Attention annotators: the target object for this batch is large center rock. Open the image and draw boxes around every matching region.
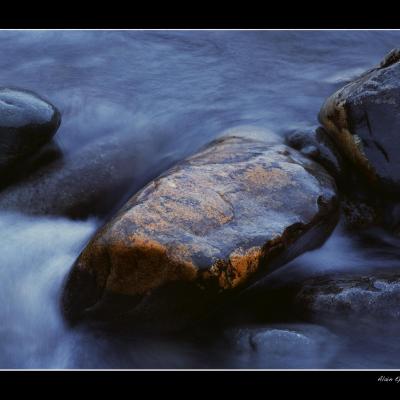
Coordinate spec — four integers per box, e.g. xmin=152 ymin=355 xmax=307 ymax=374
xmin=61 ymin=130 xmax=339 ymax=329
xmin=319 ymin=49 xmax=400 ymax=194
xmin=0 ymin=87 xmax=61 ymax=171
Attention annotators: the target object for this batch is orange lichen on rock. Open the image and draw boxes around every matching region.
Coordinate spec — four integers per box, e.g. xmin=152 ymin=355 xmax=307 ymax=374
xmin=208 ymin=247 xmax=262 ymax=290
xmin=243 ymin=165 xmax=291 ymax=189
xmin=62 ymin=130 xmax=338 ymax=325
xmin=319 ymin=94 xmax=377 ymax=184
xmin=104 ymin=234 xmax=198 ymax=296
xmin=317 ymin=49 xmax=400 ymax=190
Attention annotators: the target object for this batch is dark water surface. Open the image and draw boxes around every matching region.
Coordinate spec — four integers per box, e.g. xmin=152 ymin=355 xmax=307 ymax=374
xmin=1 ymin=30 xmax=400 ymax=368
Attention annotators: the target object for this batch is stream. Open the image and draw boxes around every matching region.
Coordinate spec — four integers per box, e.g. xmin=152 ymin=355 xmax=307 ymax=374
xmin=1 ymin=30 xmax=400 ymax=368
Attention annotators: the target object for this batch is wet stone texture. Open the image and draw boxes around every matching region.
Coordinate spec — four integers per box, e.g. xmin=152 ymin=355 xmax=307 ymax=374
xmin=237 ymin=269 xmax=400 ymax=324
xmin=319 ymin=48 xmax=400 ymax=195
xmin=294 ymin=271 xmax=400 ymax=321
xmin=62 ymin=132 xmax=339 ymax=329
xmin=0 ymin=88 xmax=61 ymax=172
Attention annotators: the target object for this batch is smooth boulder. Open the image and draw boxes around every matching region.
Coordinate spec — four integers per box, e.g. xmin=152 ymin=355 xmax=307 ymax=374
xmin=62 ymin=129 xmax=339 ymax=329
xmin=319 ymin=48 xmax=400 ymax=194
xmin=0 ymin=88 xmax=61 ymax=171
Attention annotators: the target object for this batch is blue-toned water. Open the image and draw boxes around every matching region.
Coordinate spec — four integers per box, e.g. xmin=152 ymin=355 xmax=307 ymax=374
xmin=1 ymin=30 xmax=400 ymax=368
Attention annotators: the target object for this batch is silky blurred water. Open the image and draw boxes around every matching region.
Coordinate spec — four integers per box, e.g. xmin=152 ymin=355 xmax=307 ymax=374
xmin=1 ymin=30 xmax=400 ymax=368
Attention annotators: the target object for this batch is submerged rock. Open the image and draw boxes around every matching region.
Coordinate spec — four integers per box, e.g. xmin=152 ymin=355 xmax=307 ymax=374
xmin=225 ymin=324 xmax=337 ymax=368
xmin=0 ymin=135 xmax=172 ymax=219
xmin=0 ymin=88 xmax=61 ymax=171
xmin=62 ymin=130 xmax=339 ymax=329
xmin=319 ymin=48 xmax=400 ymax=195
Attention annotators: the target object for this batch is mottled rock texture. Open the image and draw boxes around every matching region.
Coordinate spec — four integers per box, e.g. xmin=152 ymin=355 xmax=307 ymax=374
xmin=234 ymin=269 xmax=400 ymax=324
xmin=62 ymin=131 xmax=339 ymax=329
xmin=295 ymin=271 xmax=400 ymax=320
xmin=292 ymin=271 xmax=400 ymax=320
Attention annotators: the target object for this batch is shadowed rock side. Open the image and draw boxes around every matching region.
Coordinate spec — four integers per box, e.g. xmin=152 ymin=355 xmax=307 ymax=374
xmin=0 ymin=135 xmax=173 ymax=219
xmin=286 ymin=127 xmax=347 ymax=184
xmin=319 ymin=48 xmax=400 ymax=195
xmin=286 ymin=128 xmax=382 ymax=230
xmin=62 ymin=132 xmax=339 ymax=330
xmin=0 ymin=87 xmax=61 ymax=173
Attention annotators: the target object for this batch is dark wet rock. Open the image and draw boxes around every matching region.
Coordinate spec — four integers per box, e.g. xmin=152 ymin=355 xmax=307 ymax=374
xmin=0 ymin=88 xmax=61 ymax=172
xmin=382 ymin=202 xmax=400 ymax=233
xmin=0 ymin=135 xmax=173 ymax=219
xmin=237 ymin=269 xmax=400 ymax=324
xmin=293 ymin=271 xmax=400 ymax=321
xmin=0 ymin=141 xmax=63 ymax=191
xmin=341 ymin=197 xmax=379 ymax=230
xmin=62 ymin=129 xmax=339 ymax=330
xmin=286 ymin=128 xmax=381 ymax=230
xmin=224 ymin=323 xmax=337 ymax=368
xmin=319 ymin=48 xmax=400 ymax=196
xmin=286 ymin=126 xmax=347 ymax=184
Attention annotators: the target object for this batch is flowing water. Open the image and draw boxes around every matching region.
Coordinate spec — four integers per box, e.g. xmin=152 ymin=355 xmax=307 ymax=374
xmin=1 ymin=30 xmax=400 ymax=369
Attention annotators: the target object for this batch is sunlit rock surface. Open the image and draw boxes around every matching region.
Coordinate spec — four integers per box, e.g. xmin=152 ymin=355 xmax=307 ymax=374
xmin=62 ymin=130 xmax=339 ymax=329
xmin=0 ymin=88 xmax=61 ymax=171
xmin=319 ymin=48 xmax=400 ymax=194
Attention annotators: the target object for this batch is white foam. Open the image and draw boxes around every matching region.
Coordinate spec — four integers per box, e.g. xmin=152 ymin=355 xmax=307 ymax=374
xmin=0 ymin=212 xmax=98 ymax=368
